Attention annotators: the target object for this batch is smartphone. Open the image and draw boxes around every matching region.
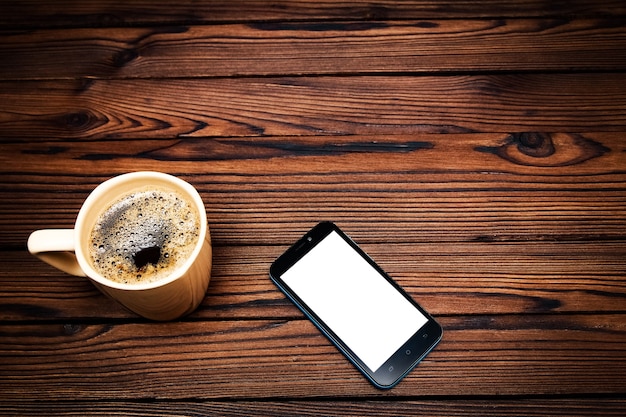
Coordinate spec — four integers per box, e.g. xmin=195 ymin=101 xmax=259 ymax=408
xmin=270 ymin=221 xmax=442 ymax=389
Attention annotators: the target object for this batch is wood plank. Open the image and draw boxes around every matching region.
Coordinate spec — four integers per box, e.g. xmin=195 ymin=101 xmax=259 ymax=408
xmin=2 ymin=399 xmax=626 ymax=417
xmin=1 ymin=0 xmax=625 ymax=28
xmin=2 ymin=19 xmax=626 ymax=79
xmin=2 ymin=133 xmax=624 ymax=176
xmin=0 ymin=315 xmax=624 ymax=399
xmin=1 ymin=75 xmax=625 ymax=140
xmin=2 ymin=239 xmax=625 ymax=320
xmin=1 ymin=134 xmax=623 ymax=187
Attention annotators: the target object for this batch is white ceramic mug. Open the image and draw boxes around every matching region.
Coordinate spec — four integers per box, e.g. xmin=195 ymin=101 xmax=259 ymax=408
xmin=27 ymin=171 xmax=212 ymax=320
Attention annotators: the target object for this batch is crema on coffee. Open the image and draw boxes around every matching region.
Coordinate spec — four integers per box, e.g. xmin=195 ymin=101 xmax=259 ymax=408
xmin=89 ymin=187 xmax=200 ymax=285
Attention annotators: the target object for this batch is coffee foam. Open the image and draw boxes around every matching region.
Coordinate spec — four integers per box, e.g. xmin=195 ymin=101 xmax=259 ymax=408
xmin=89 ymin=187 xmax=200 ymax=285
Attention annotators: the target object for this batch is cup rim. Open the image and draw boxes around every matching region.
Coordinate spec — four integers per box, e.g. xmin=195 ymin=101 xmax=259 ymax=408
xmin=74 ymin=171 xmax=208 ymax=290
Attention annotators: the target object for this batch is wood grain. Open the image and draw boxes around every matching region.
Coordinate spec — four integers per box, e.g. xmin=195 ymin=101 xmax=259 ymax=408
xmin=1 ymin=75 xmax=625 ymax=140
xmin=2 ymin=18 xmax=626 ymax=79
xmin=1 ymin=0 xmax=625 ymax=29
xmin=0 ymin=315 xmax=625 ymax=399
xmin=3 ymin=399 xmax=626 ymax=417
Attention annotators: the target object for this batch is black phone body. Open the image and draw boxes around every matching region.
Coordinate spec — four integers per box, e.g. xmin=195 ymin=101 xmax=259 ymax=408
xmin=270 ymin=221 xmax=442 ymax=389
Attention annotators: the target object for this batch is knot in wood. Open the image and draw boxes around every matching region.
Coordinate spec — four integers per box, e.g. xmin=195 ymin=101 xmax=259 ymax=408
xmin=64 ymin=111 xmax=92 ymax=129
xmin=511 ymin=132 xmax=555 ymax=158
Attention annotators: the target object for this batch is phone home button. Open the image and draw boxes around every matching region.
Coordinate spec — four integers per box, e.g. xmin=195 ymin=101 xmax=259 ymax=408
xmin=405 ymin=349 xmax=412 ymax=355
xmin=388 ymin=365 xmax=394 ymax=372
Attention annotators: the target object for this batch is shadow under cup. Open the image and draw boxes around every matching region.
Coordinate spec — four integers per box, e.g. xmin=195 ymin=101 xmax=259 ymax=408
xmin=74 ymin=172 xmax=212 ymax=321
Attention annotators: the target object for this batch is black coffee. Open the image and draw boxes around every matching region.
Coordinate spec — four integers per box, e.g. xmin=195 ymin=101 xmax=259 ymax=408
xmin=89 ymin=187 xmax=200 ymax=285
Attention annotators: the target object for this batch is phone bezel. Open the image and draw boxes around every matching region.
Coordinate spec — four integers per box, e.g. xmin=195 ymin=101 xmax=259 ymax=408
xmin=270 ymin=221 xmax=442 ymax=389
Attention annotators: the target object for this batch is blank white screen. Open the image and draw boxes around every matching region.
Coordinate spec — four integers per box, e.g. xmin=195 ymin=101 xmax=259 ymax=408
xmin=282 ymin=231 xmax=427 ymax=372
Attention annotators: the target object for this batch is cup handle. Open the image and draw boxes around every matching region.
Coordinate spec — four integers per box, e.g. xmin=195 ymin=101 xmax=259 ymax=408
xmin=27 ymin=229 xmax=87 ymax=277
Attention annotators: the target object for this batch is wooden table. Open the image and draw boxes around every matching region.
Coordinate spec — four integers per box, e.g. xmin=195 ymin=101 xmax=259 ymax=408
xmin=1 ymin=1 xmax=625 ymax=415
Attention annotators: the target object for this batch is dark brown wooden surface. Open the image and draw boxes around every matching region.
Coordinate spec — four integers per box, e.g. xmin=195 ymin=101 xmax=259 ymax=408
xmin=1 ymin=1 xmax=625 ymax=416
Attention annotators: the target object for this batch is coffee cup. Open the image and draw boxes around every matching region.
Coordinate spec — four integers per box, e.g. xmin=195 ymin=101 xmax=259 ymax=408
xmin=27 ymin=171 xmax=212 ymax=320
